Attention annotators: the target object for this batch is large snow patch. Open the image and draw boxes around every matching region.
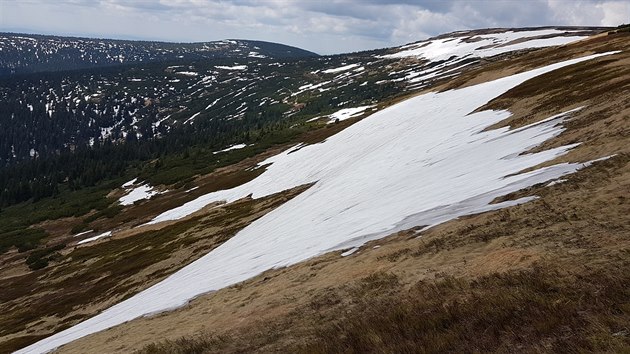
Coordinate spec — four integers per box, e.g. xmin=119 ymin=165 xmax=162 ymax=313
xmin=18 ymin=52 xmax=617 ymax=354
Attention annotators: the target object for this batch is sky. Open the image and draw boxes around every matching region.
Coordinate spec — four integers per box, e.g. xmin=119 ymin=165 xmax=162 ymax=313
xmin=0 ymin=0 xmax=628 ymax=54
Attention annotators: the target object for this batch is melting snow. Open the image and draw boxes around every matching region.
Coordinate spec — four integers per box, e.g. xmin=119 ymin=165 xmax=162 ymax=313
xmin=118 ymin=184 xmax=159 ymax=205
xmin=546 ymin=179 xmax=567 ymax=187
xmin=18 ymin=52 xmax=617 ymax=354
xmin=248 ymin=51 xmax=266 ymax=58
xmin=341 ymin=247 xmax=359 ymax=257
xmin=72 ymin=230 xmax=94 ymax=238
xmin=212 ymin=143 xmax=248 ymax=154
xmin=76 ymin=231 xmax=112 ymax=245
xmin=215 ymin=65 xmax=247 ymax=70
xmin=121 ymin=178 xmax=138 ymax=188
xmin=327 ymin=105 xmax=374 ymax=123
xmin=322 ymin=63 xmax=361 ymax=74
xmin=184 ymin=111 xmax=202 ymax=124
xmin=175 ymin=71 xmax=198 ymax=76
xmin=307 ymin=105 xmax=374 ymax=123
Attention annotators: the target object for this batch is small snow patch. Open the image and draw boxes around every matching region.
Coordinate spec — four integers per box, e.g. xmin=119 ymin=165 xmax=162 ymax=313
xmin=215 ymin=65 xmax=247 ymax=70
xmin=73 ymin=230 xmax=94 ymax=238
xmin=119 ymin=184 xmax=158 ymax=205
xmin=122 ymin=178 xmax=138 ymax=188
xmin=322 ymin=63 xmax=360 ymax=74
xmin=327 ymin=105 xmax=374 ymax=123
xmin=213 ymin=144 xmax=248 ymax=154
xmin=341 ymin=247 xmax=359 ymax=257
xmin=77 ymin=231 xmax=112 ymax=245
xmin=546 ymin=179 xmax=567 ymax=187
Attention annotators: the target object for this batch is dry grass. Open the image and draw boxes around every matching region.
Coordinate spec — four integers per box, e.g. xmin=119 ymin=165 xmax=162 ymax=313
xmin=304 ymin=265 xmax=630 ymax=354
xmin=130 ymin=153 xmax=630 ymax=353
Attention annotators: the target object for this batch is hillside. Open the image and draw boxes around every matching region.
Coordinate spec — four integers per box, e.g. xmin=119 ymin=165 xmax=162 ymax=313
xmin=0 ymin=33 xmax=317 ymax=76
xmin=0 ymin=28 xmax=599 ymax=206
xmin=1 ymin=26 xmax=629 ymax=353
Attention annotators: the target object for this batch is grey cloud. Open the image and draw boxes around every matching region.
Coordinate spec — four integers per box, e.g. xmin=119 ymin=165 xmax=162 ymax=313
xmin=0 ymin=0 xmax=627 ymax=54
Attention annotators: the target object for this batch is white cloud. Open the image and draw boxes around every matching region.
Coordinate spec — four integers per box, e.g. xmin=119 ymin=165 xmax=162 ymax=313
xmin=547 ymin=0 xmax=629 ymax=27
xmin=599 ymin=1 xmax=630 ymax=26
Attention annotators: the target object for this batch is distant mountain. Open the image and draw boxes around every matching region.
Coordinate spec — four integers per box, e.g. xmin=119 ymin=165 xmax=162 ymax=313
xmin=0 ymin=33 xmax=318 ymax=75
xmin=0 ymin=27 xmax=604 ymax=169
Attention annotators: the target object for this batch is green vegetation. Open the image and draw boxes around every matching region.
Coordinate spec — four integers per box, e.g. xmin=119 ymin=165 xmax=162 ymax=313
xmin=0 ymin=33 xmax=316 ymax=76
xmin=0 ymin=228 xmax=48 ymax=254
xmin=0 ymin=44 xmax=401 ymax=210
xmin=0 ymin=216 xmax=204 ymax=348
xmin=609 ymin=24 xmax=630 ymax=34
xmin=0 ymin=54 xmax=400 ymax=254
xmin=0 ymin=182 xmax=116 ymax=254
xmin=25 ymin=244 xmax=65 ymax=270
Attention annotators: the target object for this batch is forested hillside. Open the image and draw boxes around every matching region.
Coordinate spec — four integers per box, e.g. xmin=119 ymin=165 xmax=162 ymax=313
xmin=0 ymin=51 xmax=407 ymax=208
xmin=0 ymin=33 xmax=317 ymax=75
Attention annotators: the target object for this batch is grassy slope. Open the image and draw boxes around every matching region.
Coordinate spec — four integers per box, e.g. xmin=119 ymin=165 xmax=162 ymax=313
xmin=50 ymin=32 xmax=628 ymax=353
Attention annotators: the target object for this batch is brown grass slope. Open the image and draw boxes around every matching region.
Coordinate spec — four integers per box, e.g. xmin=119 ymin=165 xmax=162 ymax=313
xmin=62 ymin=153 xmax=625 ymax=354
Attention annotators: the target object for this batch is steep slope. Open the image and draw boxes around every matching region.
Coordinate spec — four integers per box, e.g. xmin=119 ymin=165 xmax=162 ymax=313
xmin=0 ymin=33 xmax=317 ymax=76
xmin=2 ymin=27 xmax=629 ymax=353
xmin=12 ymin=29 xmax=630 ymax=353
xmin=60 ymin=30 xmax=630 ymax=353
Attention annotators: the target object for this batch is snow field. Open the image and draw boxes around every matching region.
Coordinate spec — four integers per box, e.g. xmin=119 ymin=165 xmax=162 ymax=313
xmin=383 ymin=29 xmax=587 ymax=61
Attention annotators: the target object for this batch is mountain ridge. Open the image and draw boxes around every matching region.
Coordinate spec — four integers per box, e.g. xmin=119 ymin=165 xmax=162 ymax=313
xmin=0 ymin=32 xmax=318 ymax=76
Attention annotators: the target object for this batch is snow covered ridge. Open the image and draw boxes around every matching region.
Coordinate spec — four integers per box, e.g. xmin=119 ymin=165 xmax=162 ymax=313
xmin=0 ymin=34 xmax=317 ymax=76
xmin=382 ymin=29 xmax=587 ymax=62
xmin=17 ymin=51 xmax=618 ymax=354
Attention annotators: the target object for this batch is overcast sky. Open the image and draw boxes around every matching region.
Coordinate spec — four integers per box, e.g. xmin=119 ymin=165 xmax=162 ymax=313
xmin=0 ymin=0 xmax=628 ymax=54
